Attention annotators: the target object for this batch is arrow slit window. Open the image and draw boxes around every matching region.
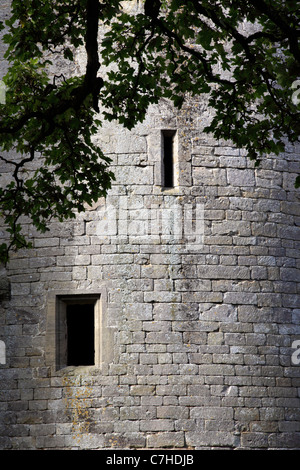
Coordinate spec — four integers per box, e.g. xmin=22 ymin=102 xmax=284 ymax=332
xmin=162 ymin=130 xmax=177 ymax=188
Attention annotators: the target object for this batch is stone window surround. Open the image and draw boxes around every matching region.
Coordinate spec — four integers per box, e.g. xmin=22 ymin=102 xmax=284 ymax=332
xmin=46 ymin=288 xmax=115 ymax=373
xmin=161 ymin=129 xmax=177 ymax=189
xmin=152 ymin=129 xmax=180 ymax=190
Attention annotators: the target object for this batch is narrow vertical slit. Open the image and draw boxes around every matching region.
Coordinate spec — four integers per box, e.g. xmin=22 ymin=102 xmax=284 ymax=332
xmin=162 ymin=130 xmax=176 ymax=188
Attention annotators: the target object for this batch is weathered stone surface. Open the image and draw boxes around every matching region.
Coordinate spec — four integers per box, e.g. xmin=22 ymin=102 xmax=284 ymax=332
xmin=0 ymin=0 xmax=300 ymax=451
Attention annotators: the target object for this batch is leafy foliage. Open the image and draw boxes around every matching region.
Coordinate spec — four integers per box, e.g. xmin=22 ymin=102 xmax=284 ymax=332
xmin=0 ymin=0 xmax=118 ymax=262
xmin=101 ymin=0 xmax=300 ymax=155
xmin=0 ymin=0 xmax=299 ymax=262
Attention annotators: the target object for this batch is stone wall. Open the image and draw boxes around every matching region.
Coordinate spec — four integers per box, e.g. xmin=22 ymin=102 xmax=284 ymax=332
xmin=0 ymin=2 xmax=300 ymax=450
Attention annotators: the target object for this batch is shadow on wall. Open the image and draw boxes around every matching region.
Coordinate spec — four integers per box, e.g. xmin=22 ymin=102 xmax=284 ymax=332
xmin=0 ymin=276 xmax=10 ymax=301
xmin=0 ymin=276 xmax=9 ymax=365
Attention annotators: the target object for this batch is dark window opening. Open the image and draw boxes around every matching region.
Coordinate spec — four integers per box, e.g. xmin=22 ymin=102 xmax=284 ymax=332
xmin=162 ymin=130 xmax=176 ymax=188
xmin=66 ymin=303 xmax=94 ymax=366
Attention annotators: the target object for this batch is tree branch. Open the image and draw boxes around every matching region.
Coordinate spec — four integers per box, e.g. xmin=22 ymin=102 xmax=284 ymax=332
xmin=247 ymin=0 xmax=300 ymax=63
xmin=84 ymin=0 xmax=103 ymax=112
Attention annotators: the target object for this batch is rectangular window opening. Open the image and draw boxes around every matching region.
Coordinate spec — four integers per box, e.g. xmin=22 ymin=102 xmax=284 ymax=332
xmin=162 ymin=130 xmax=176 ymax=188
xmin=56 ymin=294 xmax=101 ymax=369
xmin=66 ymin=303 xmax=95 ymax=366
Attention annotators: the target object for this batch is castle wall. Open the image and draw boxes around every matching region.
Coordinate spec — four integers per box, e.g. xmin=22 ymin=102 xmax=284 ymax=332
xmin=0 ymin=3 xmax=300 ymax=450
